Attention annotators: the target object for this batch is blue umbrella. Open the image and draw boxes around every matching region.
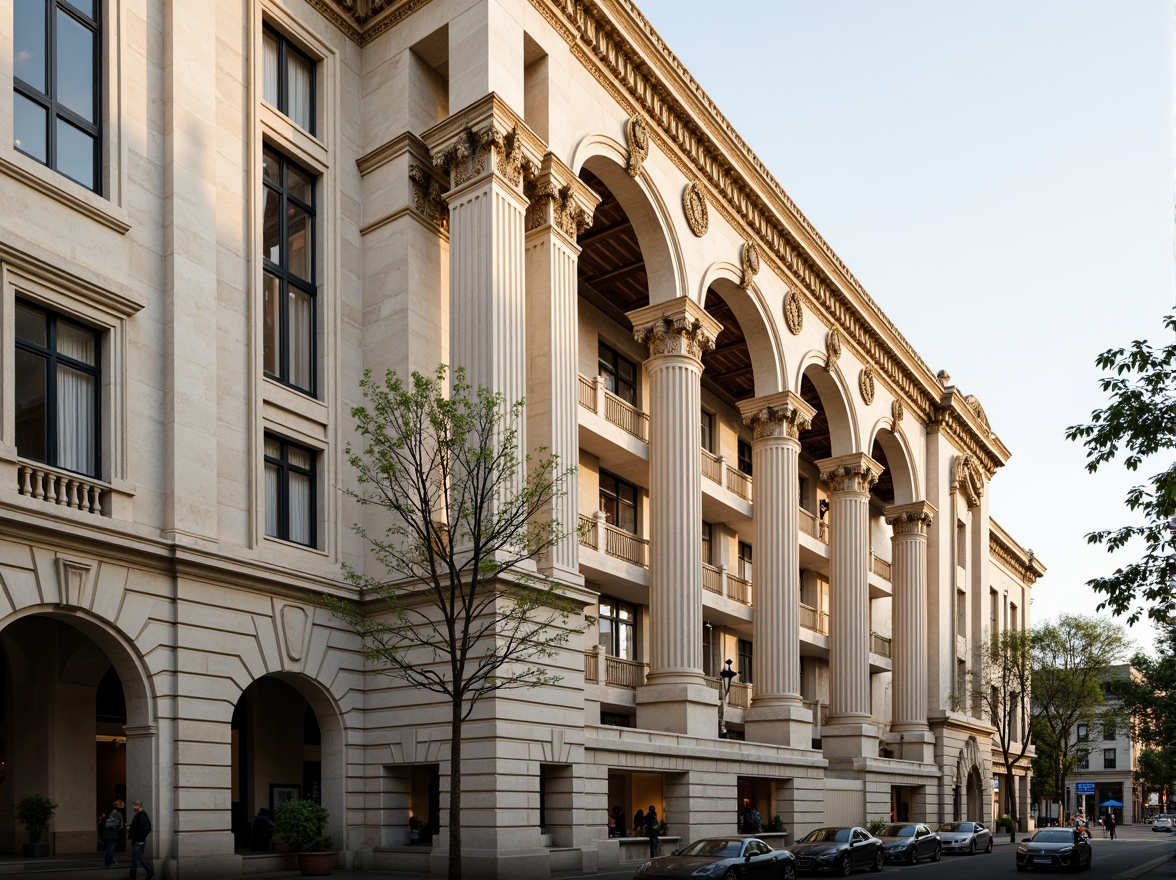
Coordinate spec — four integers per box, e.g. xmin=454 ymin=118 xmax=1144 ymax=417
xmin=1099 ymin=800 xmax=1123 ymax=807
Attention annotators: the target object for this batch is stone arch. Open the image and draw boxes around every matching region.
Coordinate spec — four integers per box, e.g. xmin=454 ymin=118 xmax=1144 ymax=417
xmin=866 ymin=422 xmax=920 ymax=505
xmin=954 ymin=736 xmax=989 ymax=821
xmin=699 ymin=268 xmax=786 ymax=397
xmin=571 ymin=133 xmax=685 ymax=306
xmin=797 ymin=357 xmax=859 ymax=457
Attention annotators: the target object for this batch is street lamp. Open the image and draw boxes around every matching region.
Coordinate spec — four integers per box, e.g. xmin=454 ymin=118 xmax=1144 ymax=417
xmin=718 ymin=658 xmax=738 ymax=738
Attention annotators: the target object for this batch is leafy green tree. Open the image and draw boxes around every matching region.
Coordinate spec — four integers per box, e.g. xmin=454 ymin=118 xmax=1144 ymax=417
xmin=1135 ymin=748 xmax=1176 ymax=812
xmin=1065 ymin=313 xmax=1176 ymax=625
xmin=972 ymin=628 xmax=1033 ymax=839
xmin=320 ymin=366 xmax=586 ymax=880
xmin=1032 ymin=615 xmax=1130 ymax=817
xmin=1111 ymin=621 xmax=1176 ymax=811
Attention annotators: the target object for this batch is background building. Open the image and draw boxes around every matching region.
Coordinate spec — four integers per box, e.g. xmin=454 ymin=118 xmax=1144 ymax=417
xmin=0 ymin=0 xmax=1042 ymax=876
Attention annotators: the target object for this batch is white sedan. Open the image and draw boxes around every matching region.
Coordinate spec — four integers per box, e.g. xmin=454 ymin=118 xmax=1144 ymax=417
xmin=936 ymin=821 xmax=992 ymax=855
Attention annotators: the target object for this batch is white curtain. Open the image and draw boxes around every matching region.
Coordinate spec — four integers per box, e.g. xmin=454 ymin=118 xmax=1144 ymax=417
xmin=263 ymin=31 xmax=279 ymax=107
xmin=264 ymin=437 xmax=280 ymax=538
xmin=287 ymin=51 xmax=312 ymax=130
xmin=55 ymin=322 xmax=96 ymax=476
xmin=289 ymin=288 xmax=312 ymax=391
xmin=289 ymin=471 xmax=311 ymax=544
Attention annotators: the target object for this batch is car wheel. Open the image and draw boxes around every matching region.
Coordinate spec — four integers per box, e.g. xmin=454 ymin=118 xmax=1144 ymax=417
xmin=932 ymin=844 xmax=942 ymax=862
xmin=781 ymin=861 xmax=796 ymax=880
xmin=838 ymin=853 xmax=852 ymax=877
xmin=907 ymin=845 xmax=918 ymax=865
xmin=969 ymin=839 xmax=976 ymax=856
xmin=985 ymin=836 xmax=993 ymax=854
xmin=870 ymin=849 xmax=884 ymax=872
xmin=724 ymin=869 xmax=740 ymax=880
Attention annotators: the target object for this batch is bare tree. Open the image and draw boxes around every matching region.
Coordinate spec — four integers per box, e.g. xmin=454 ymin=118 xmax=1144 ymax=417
xmin=321 ymin=366 xmax=587 ymax=880
xmin=972 ymin=628 xmax=1033 ymax=840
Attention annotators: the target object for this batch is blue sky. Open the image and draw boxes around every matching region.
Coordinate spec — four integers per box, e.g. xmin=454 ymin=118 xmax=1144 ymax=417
xmin=634 ymin=0 xmax=1173 ymax=652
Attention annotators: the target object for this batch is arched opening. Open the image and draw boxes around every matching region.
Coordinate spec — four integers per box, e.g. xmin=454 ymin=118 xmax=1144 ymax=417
xmin=966 ymin=766 xmax=984 ymax=821
xmin=230 ymin=674 xmax=344 ymax=853
xmin=0 ymin=613 xmax=152 ymax=855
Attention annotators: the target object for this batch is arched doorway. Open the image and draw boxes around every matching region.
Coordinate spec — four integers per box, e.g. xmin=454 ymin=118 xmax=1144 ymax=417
xmin=0 ymin=612 xmax=153 ymax=854
xmin=230 ymin=674 xmax=345 ymax=853
xmin=966 ymin=766 xmax=984 ymax=820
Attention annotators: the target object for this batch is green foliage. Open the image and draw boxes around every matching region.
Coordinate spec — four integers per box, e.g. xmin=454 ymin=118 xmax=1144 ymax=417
xmin=866 ymin=817 xmax=890 ymax=836
xmin=1113 ymin=622 xmax=1176 ymax=800
xmin=15 ymin=795 xmax=58 ymax=844
xmin=273 ymin=798 xmax=332 ymax=853
xmin=765 ymin=814 xmax=785 ymax=833
xmin=1065 ymin=314 xmax=1176 ymax=625
xmin=972 ymin=628 xmax=1034 ymax=831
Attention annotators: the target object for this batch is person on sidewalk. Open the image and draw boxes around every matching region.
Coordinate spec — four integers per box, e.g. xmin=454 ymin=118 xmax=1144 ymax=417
xmin=645 ymin=806 xmax=660 ymax=858
xmin=101 ymin=800 xmax=125 ymax=866
xmin=128 ymin=800 xmax=155 ymax=880
xmin=1105 ymin=811 xmax=1116 ymax=840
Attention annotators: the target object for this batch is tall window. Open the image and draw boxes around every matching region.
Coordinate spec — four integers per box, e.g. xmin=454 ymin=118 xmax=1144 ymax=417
xmin=1077 ymin=753 xmax=1089 ymax=770
xmin=264 ymin=434 xmax=315 ymax=546
xmin=700 ymin=411 xmax=714 ymax=453
xmin=701 ymin=521 xmax=712 ymax=565
xmin=702 ymin=624 xmax=717 ymax=677
xmin=737 ymin=638 xmax=753 ymax=685
xmin=262 ymin=25 xmax=315 ymax=133
xmin=598 ymin=342 xmax=637 ymax=405
xmin=738 ymin=541 xmax=752 ymax=582
xmin=13 ymin=0 xmax=102 ymax=191
xmin=599 ymin=470 xmax=637 ymax=534
xmin=15 ymin=300 xmax=100 ymax=477
xmin=598 ymin=597 xmax=634 ymax=659
xmin=737 ymin=438 xmax=752 ymax=476
xmin=1103 ymin=749 xmax=1116 ymax=769
xmin=1077 ymin=723 xmax=1088 ymax=742
xmin=262 ymin=147 xmax=317 ymax=395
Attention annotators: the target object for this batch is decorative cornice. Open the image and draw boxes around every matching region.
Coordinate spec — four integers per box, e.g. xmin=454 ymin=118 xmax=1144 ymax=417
xmin=303 ymin=0 xmax=435 ymax=46
xmin=409 ymin=163 xmax=449 ymax=231
xmin=885 ymin=500 xmax=936 ymax=536
xmin=989 ymin=518 xmax=1046 ymax=587
xmin=817 ymin=452 xmax=884 ymax=495
xmin=954 ymin=454 xmax=985 ymax=509
xmin=628 ymin=297 xmax=721 ymax=362
xmin=737 ymin=391 xmax=815 ymax=442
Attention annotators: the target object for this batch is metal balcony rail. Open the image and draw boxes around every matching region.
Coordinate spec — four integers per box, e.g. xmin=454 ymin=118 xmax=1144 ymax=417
xmin=605 ymin=523 xmax=648 ymax=567
xmin=17 ymin=463 xmax=106 ymax=515
xmin=799 ymin=603 xmax=830 ymax=635
xmin=798 ymin=507 xmax=830 ymax=544
xmin=869 ymin=632 xmax=893 ymax=658
xmin=701 ymin=448 xmax=722 ymax=483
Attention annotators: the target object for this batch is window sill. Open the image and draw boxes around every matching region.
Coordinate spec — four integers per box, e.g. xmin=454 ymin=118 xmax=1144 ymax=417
xmin=0 ymin=152 xmax=131 ymax=234
xmin=262 ymin=534 xmax=328 ymax=557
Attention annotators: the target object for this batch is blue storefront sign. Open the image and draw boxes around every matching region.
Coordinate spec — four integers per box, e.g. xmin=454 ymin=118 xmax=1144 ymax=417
xmin=1076 ymin=782 xmax=1095 ymax=795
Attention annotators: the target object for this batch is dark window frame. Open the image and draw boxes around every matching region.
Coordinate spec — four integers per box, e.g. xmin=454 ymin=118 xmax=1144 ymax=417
xmin=262 ymin=147 xmax=318 ymax=396
xmin=264 ymin=433 xmax=317 ymax=547
xmin=737 ymin=438 xmax=752 ymax=475
xmin=13 ymin=0 xmax=102 ymax=192
xmin=599 ymin=469 xmax=638 ymax=535
xmin=737 ymin=638 xmax=753 ymax=685
xmin=598 ymin=341 xmax=637 ymax=405
xmin=15 ymin=298 xmax=101 ymax=477
xmin=262 ymin=23 xmax=316 ymax=135
xmin=598 ymin=596 xmax=635 ymax=660
xmin=1103 ymin=748 xmax=1116 ymax=769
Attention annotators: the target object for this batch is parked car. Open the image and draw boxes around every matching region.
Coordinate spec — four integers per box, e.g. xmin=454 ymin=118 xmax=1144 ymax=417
xmin=633 ymin=836 xmax=796 ymax=880
xmin=1015 ymin=827 xmax=1092 ymax=872
xmin=1153 ymin=816 xmax=1174 ymax=832
xmin=876 ymin=823 xmax=941 ymax=864
xmin=936 ymin=821 xmax=993 ymax=855
xmin=788 ymin=826 xmax=883 ymax=875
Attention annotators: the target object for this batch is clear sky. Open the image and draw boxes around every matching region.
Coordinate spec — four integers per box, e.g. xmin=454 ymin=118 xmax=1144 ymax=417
xmin=634 ymin=0 xmax=1174 ymax=652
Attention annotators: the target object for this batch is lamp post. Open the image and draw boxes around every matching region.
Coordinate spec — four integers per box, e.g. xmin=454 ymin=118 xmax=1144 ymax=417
xmin=718 ymin=658 xmax=738 ymax=738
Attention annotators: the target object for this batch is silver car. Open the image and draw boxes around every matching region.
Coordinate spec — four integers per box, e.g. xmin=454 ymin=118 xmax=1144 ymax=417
xmin=936 ymin=821 xmax=992 ymax=855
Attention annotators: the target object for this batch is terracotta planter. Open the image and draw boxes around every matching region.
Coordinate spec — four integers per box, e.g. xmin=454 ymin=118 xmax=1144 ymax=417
xmin=296 ymin=850 xmax=336 ymax=876
xmin=271 ymin=841 xmax=291 ymax=854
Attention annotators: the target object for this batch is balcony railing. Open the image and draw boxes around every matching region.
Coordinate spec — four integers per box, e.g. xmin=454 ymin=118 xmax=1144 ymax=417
xmin=699 ymin=563 xmax=754 ymax=606
xmin=579 ymin=513 xmax=649 ymax=568
xmin=701 ymin=448 xmax=722 ymax=483
xmin=578 ymin=514 xmax=596 ymax=548
xmin=706 ymin=677 xmax=752 ymax=709
xmin=17 ymin=463 xmax=106 ymax=516
xmin=578 ymin=374 xmax=597 ymax=411
xmin=727 ymin=573 xmax=752 ymax=606
xmin=798 ymin=507 xmax=830 ymax=544
xmin=585 ymin=647 xmax=599 ymax=682
xmin=799 ymin=602 xmax=830 ymax=635
xmin=583 ymin=648 xmax=648 ymax=689
xmin=578 ymin=374 xmax=649 ymax=441
xmin=803 ymin=699 xmax=830 ymax=730
xmin=870 ymin=632 xmax=893 ymax=658
xmin=702 ymin=562 xmax=723 ymax=594
xmin=871 ymin=554 xmax=892 ymax=581
xmin=726 ymin=466 xmax=752 ymax=501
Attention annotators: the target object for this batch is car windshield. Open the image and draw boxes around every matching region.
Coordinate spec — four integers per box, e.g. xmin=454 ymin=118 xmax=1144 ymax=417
xmin=881 ymin=825 xmax=915 ymax=837
xmin=937 ymin=823 xmax=973 ymax=833
xmin=1034 ymin=831 xmax=1075 ymax=844
xmin=801 ymin=828 xmax=851 ymax=843
xmin=678 ymin=839 xmax=743 ymax=858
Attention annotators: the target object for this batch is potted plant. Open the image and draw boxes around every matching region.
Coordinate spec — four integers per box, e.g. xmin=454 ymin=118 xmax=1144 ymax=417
xmin=408 ymin=816 xmax=422 ymax=844
xmin=15 ymin=795 xmax=58 ymax=857
xmin=273 ymin=798 xmax=335 ymax=876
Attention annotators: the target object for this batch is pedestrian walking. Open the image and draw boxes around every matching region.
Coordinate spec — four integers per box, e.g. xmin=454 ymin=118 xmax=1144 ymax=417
xmin=645 ymin=805 xmax=660 ymax=858
xmin=128 ymin=800 xmax=155 ymax=880
xmin=1105 ymin=811 xmax=1116 ymax=840
xmin=100 ymin=800 xmax=125 ymax=866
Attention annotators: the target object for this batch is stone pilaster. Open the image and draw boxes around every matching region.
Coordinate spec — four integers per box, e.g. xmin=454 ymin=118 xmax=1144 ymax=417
xmin=817 ymin=452 xmax=884 ymax=760
xmin=524 ymin=153 xmax=599 ymax=584
xmin=738 ymin=392 xmax=816 ymax=747
xmin=883 ymin=500 xmax=937 ymax=763
xmin=627 ymin=298 xmax=721 ymax=736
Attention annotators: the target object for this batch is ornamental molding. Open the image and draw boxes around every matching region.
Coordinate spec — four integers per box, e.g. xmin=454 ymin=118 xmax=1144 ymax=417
xmin=859 ymin=367 xmax=875 ymax=405
xmin=826 ymin=329 xmax=842 ymax=366
xmin=990 ymin=526 xmax=1043 ymax=586
xmin=737 ymin=392 xmax=815 ymax=442
xmin=528 ymin=0 xmax=1008 ymax=473
xmin=408 ymin=163 xmax=449 ymax=231
xmin=740 ymin=240 xmax=760 ymax=289
xmin=628 ymin=299 xmax=721 ymax=362
xmin=524 ymin=154 xmax=599 ymax=238
xmin=683 ymin=181 xmax=708 ymax=236
xmin=891 ymin=399 xmax=904 ymax=425
xmin=884 ymin=501 xmax=935 ymax=536
xmin=964 ymin=394 xmax=993 ymax=435
xmin=954 ymin=454 xmax=985 ymax=509
xmin=625 ymin=115 xmax=650 ymax=177
xmin=304 ymin=0 xmax=435 ymax=45
xmin=423 ymin=94 xmax=545 ymax=196
xmin=55 ymin=555 xmax=94 ymax=609
xmin=782 ymin=290 xmax=803 ymax=335
xmin=817 ymin=453 xmax=884 ymax=495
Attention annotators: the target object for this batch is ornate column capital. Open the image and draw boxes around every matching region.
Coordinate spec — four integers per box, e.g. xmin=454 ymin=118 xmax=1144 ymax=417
xmin=737 ymin=391 xmax=815 ymax=441
xmin=816 ymin=452 xmax=884 ymax=494
xmin=524 ymin=152 xmax=600 ymax=241
xmin=422 ymin=93 xmax=544 ymax=194
xmin=884 ymin=500 xmax=937 ymax=535
xmin=627 ymin=297 xmax=722 ymax=362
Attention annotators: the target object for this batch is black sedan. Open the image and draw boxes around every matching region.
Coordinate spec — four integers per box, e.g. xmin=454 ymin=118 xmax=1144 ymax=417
xmin=876 ymin=823 xmax=941 ymax=864
xmin=1015 ymin=828 xmax=1092 ymax=872
xmin=788 ymin=826 xmax=883 ymax=875
xmin=634 ymin=836 xmax=796 ymax=880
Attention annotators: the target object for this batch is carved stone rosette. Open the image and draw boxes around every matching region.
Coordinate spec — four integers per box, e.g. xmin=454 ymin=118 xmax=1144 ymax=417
xmin=826 ymin=328 xmax=841 ymax=365
xmin=783 ymin=290 xmax=803 ymax=335
xmin=740 ymin=240 xmax=760 ymax=289
xmin=891 ymin=399 xmax=904 ymax=425
xmin=683 ymin=181 xmax=709 ymax=236
xmin=954 ymin=454 xmax=985 ymax=509
xmin=859 ymin=367 xmax=875 ymax=405
xmin=625 ymin=115 xmax=650 ymax=178
xmin=818 ymin=453 xmax=884 ymax=494
xmin=408 ymin=163 xmax=449 ymax=231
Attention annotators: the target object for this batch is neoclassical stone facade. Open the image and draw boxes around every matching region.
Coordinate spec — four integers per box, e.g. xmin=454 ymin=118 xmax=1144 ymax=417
xmin=0 ymin=0 xmax=1043 ymax=877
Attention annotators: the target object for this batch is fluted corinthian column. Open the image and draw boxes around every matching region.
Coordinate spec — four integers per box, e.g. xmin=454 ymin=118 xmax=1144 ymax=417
xmin=884 ymin=500 xmax=937 ymax=763
xmin=817 ymin=452 xmax=884 ymax=761
xmin=628 ymin=298 xmax=722 ymax=736
xmin=525 ymin=154 xmax=599 ymax=583
xmin=738 ymin=392 xmax=816 ymax=747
